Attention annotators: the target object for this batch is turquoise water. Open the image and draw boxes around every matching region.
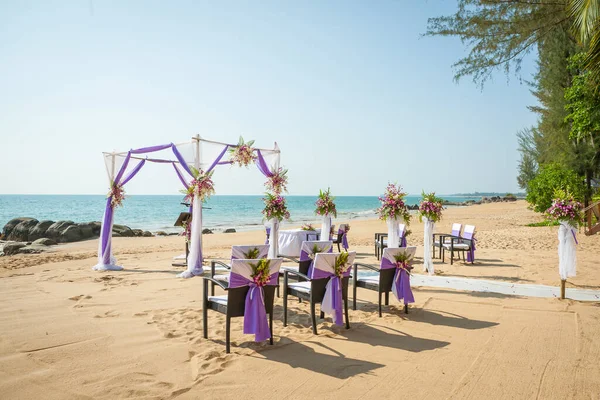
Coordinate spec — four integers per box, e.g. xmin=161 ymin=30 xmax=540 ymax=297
xmin=0 ymin=195 xmax=481 ymax=233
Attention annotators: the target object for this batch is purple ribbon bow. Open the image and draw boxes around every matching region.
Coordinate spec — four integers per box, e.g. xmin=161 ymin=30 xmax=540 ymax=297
xmin=228 ymin=271 xmax=278 ymax=342
xmin=310 ymin=266 xmax=349 ymax=325
xmin=381 ymin=257 xmax=415 ymax=304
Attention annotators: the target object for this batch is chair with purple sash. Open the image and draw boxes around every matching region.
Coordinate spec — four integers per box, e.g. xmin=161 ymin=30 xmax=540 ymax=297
xmin=375 ymin=224 xmax=407 ymax=260
xmin=202 ymin=258 xmax=282 ymax=353
xmin=283 ymin=251 xmax=355 ymax=335
xmin=441 ymin=224 xmax=476 ymax=265
xmin=332 ymin=224 xmax=349 ymax=252
xmin=353 ymin=247 xmax=416 ymax=316
xmin=432 ymin=223 xmax=462 ymax=259
xmin=209 ymin=245 xmax=270 ymax=296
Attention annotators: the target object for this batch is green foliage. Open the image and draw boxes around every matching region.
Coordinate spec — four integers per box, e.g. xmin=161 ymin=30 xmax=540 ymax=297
xmin=526 ymin=220 xmax=560 ymax=227
xmin=564 ymin=53 xmax=600 ymax=142
xmin=526 ymin=163 xmax=585 ymax=213
xmin=425 ymin=1 xmax=570 ymax=86
xmin=517 ymin=152 xmax=539 ymax=191
xmin=568 ymin=0 xmax=600 ymax=82
xmin=243 ymin=247 xmax=260 ymax=259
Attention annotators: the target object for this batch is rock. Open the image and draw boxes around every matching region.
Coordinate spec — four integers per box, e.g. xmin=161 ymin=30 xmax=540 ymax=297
xmin=202 ymin=228 xmax=213 ymax=234
xmin=168 ymin=232 xmax=178 ymax=236
xmin=46 ymin=221 xmax=75 ymax=239
xmin=113 ymin=233 xmax=122 ymax=238
xmin=18 ymin=244 xmax=47 ymax=254
xmin=76 ymin=223 xmax=94 ymax=239
xmin=142 ymin=231 xmax=153 ymax=237
xmin=112 ymin=224 xmax=135 ymax=237
xmin=2 ymin=218 xmax=36 ymax=239
xmin=224 ymin=228 xmax=236 ymax=233
xmin=28 ymin=220 xmax=55 ymax=241
xmin=33 ymin=238 xmax=57 ymax=246
xmin=90 ymin=221 xmax=102 ymax=235
xmin=132 ymin=229 xmax=143 ymax=237
xmin=61 ymin=225 xmax=85 ymax=242
xmin=3 ymin=242 xmax=26 ymax=255
xmin=7 ymin=218 xmax=39 ymax=241
xmin=155 ymin=231 xmax=168 ymax=236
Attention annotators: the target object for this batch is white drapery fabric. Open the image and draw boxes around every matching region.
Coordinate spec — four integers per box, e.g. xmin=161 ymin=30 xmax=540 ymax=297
xmin=423 ymin=217 xmax=435 ymax=275
xmin=386 ymin=217 xmax=400 ymax=249
xmin=320 ymin=216 xmax=331 ymax=243
xmin=178 ymin=194 xmax=203 ymax=278
xmin=268 ymin=218 xmax=280 ymax=259
xmin=558 ymin=221 xmax=577 ymax=280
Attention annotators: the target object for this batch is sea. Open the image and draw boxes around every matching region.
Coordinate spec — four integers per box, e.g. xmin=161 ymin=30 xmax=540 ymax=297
xmin=0 ymin=195 xmax=482 ymax=233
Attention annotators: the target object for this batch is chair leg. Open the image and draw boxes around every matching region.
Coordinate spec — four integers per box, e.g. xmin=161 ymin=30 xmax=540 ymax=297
xmin=310 ymin=300 xmax=318 ymax=335
xmin=269 ymin=312 xmax=274 ymax=345
xmin=344 ymin=298 xmax=350 ymax=329
xmin=320 ymin=310 xmax=325 ymax=319
xmin=211 ymin=281 xmax=215 ymax=297
xmin=378 ymin=291 xmax=382 ymax=317
xmin=202 ymin=279 xmax=208 ymax=339
xmin=337 ymin=242 xmax=341 ymax=252
xmin=404 ymin=304 xmax=409 ymax=314
xmin=225 ymin=316 xmax=231 ymax=354
xmin=283 ymin=276 xmax=288 ymax=327
xmin=352 ymin=281 xmax=357 ymax=311
xmin=385 ymin=291 xmax=389 ymax=306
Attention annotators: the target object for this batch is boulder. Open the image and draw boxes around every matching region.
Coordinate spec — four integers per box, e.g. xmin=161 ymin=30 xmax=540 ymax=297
xmin=18 ymin=244 xmax=47 ymax=254
xmin=142 ymin=231 xmax=153 ymax=237
xmin=132 ymin=229 xmax=144 ymax=237
xmin=89 ymin=221 xmax=102 ymax=235
xmin=29 ymin=220 xmax=55 ymax=241
xmin=202 ymin=228 xmax=213 ymax=234
xmin=61 ymin=225 xmax=85 ymax=242
xmin=76 ymin=223 xmax=94 ymax=239
xmin=112 ymin=224 xmax=135 ymax=237
xmin=3 ymin=242 xmax=26 ymax=255
xmin=155 ymin=231 xmax=168 ymax=236
xmin=224 ymin=228 xmax=236 ymax=233
xmin=2 ymin=218 xmax=36 ymax=239
xmin=33 ymin=238 xmax=57 ymax=246
xmin=46 ymin=221 xmax=75 ymax=239
xmin=7 ymin=218 xmax=39 ymax=241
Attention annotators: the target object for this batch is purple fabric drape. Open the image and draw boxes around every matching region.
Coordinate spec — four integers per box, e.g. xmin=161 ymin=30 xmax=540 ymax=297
xmin=309 ymin=266 xmax=349 ymax=325
xmin=265 ymin=227 xmax=271 ymax=245
xmin=130 ymin=144 xmax=173 ymax=154
xmin=172 ymin=164 xmax=189 ymax=188
xmin=381 ymin=257 xmax=415 ymax=304
xmin=338 ymin=229 xmax=349 ymax=250
xmin=206 ymin=145 xmax=230 ymax=173
xmin=100 ymin=197 xmax=114 ymax=264
xmin=300 ymin=246 xmax=333 ymax=277
xmin=121 ymin=159 xmax=146 ymax=186
xmin=170 ymin=144 xmax=193 ymax=176
xmin=400 ymin=235 xmax=407 ymax=248
xmin=463 ymin=232 xmax=476 ymax=262
xmin=228 ymin=272 xmax=278 ymax=342
xmin=255 ymin=149 xmax=275 ymax=177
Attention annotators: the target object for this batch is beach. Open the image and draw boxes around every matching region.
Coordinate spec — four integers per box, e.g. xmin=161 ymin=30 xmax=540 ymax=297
xmin=1 ymin=200 xmax=599 ymax=399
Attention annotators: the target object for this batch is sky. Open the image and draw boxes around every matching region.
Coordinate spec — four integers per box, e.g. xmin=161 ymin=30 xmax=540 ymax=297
xmin=0 ymin=1 xmax=539 ymax=196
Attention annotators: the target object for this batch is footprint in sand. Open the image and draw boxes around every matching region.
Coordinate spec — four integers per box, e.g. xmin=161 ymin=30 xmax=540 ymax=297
xmin=94 ymin=310 xmax=120 ymax=318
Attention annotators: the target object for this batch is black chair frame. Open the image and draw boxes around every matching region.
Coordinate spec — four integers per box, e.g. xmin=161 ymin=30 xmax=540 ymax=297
xmin=352 ymin=262 xmax=408 ymax=316
xmin=440 ymin=236 xmax=475 ymax=265
xmin=202 ymin=277 xmax=276 ymax=354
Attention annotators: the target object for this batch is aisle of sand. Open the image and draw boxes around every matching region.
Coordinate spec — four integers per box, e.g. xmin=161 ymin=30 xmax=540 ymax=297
xmin=0 ymin=200 xmax=599 ymax=399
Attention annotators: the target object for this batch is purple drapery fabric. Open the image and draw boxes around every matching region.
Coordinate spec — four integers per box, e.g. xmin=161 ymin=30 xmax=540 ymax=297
xmin=255 ymin=150 xmax=275 ymax=177
xmin=265 ymin=227 xmax=271 ymax=245
xmin=400 ymin=235 xmax=407 ymax=248
xmin=381 ymin=258 xmax=414 ymax=304
xmin=300 ymin=246 xmax=333 ymax=277
xmin=462 ymin=231 xmax=476 ymax=262
xmin=172 ymin=164 xmax=189 ymax=188
xmin=338 ymin=229 xmax=349 ymax=250
xmin=130 ymin=143 xmax=173 ymax=154
xmin=310 ymin=266 xmax=349 ymax=325
xmin=170 ymin=144 xmax=193 ymax=176
xmin=206 ymin=145 xmax=230 ymax=173
xmin=228 ymin=272 xmax=278 ymax=342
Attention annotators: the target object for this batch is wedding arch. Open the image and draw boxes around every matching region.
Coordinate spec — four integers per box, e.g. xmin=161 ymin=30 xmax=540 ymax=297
xmin=93 ymin=135 xmax=282 ymax=278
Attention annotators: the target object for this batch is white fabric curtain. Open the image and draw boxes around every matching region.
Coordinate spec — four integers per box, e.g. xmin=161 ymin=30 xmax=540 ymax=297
xmin=320 ymin=215 xmax=331 ymax=243
xmin=558 ymin=221 xmax=577 ymax=280
xmin=386 ymin=217 xmax=400 ymax=248
xmin=268 ymin=218 xmax=280 ymax=259
xmin=423 ymin=217 xmax=435 ymax=275
xmin=178 ymin=195 xmax=203 ymax=278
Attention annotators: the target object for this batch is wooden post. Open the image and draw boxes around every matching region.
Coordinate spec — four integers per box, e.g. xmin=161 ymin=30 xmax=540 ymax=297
xmin=560 ymin=279 xmax=566 ymax=299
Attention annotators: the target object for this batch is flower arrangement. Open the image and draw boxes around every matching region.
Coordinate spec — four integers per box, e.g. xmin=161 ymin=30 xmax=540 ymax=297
xmin=308 ymin=243 xmax=327 ymax=259
xmin=250 ymin=259 xmax=272 ymax=287
xmin=265 ymin=168 xmax=288 ymax=194
xmin=243 ymin=247 xmax=261 ymax=259
xmin=376 ymin=183 xmax=410 ymax=222
xmin=180 ymin=219 xmax=191 ymax=243
xmin=181 ymin=168 xmax=215 ymax=203
xmin=393 ymin=251 xmax=414 ymax=275
xmin=315 ymin=188 xmax=337 ymax=218
xmin=229 ymin=136 xmax=256 ymax=168
xmin=332 ymin=252 xmax=351 ymax=277
xmin=418 ymin=191 xmax=444 ymax=223
xmin=262 ymin=193 xmax=291 ymax=221
xmin=546 ymin=189 xmax=583 ymax=226
xmin=301 ymin=223 xmax=315 ymax=231
xmin=108 ymin=183 xmax=126 ymax=208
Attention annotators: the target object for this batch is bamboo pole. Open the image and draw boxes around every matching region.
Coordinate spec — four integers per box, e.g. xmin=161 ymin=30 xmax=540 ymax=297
xmin=560 ymin=279 xmax=566 ymax=299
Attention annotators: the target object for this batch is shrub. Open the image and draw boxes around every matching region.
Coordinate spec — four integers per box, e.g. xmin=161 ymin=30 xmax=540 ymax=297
xmin=526 ymin=164 xmax=585 ymax=213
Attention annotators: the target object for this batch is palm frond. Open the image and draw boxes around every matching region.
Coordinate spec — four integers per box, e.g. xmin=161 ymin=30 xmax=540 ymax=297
xmin=569 ymin=0 xmax=600 ymax=42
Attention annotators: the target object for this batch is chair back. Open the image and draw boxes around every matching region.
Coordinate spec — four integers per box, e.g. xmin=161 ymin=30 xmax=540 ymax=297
xmin=310 ymin=252 xmax=356 ymax=301
xmin=231 ymin=245 xmax=269 ymax=260
xmin=451 ymin=223 xmax=462 ymax=237
xmin=462 ymin=225 xmax=476 ymax=240
xmin=380 ymin=247 xmax=417 ymax=291
xmin=299 ymin=240 xmax=332 ymax=275
xmin=228 ymin=258 xmax=282 ymax=317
